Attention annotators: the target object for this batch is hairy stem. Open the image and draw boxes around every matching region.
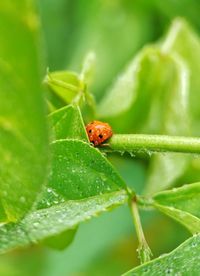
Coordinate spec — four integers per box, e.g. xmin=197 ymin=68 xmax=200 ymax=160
xmin=107 ymin=134 xmax=200 ymax=154
xmin=130 ymin=196 xmax=152 ymax=264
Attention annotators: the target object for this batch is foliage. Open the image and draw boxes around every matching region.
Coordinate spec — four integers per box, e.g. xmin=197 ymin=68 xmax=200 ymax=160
xmin=124 ymin=233 xmax=200 ymax=276
xmin=1 ymin=0 xmax=200 ymax=275
xmin=0 ymin=1 xmax=48 ymax=222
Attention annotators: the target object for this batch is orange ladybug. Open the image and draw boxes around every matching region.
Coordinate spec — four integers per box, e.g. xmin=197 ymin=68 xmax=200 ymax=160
xmin=86 ymin=120 xmax=113 ymax=146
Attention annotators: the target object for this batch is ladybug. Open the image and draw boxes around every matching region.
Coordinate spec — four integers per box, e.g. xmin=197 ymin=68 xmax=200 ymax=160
xmin=86 ymin=120 xmax=113 ymax=146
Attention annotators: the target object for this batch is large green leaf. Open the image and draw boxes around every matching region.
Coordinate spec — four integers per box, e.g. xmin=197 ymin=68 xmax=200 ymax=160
xmin=0 ymin=190 xmax=128 ymax=254
xmin=98 ymin=45 xmax=190 ymax=194
xmin=123 ymin=234 xmax=200 ymax=275
xmin=97 ymin=47 xmax=189 ymax=134
xmin=48 ymin=104 xmax=88 ymax=142
xmin=160 ymin=18 xmax=200 ymax=134
xmin=144 ymin=51 xmax=190 ymax=194
xmin=38 ymin=106 xmax=128 ymax=250
xmin=152 ymin=182 xmax=200 ymax=233
xmin=0 ymin=1 xmax=48 ymax=221
xmin=38 ymin=139 xmax=127 ymax=208
xmin=42 ymin=104 xmax=89 ymax=249
xmin=150 ymin=17 xmax=200 ymax=193
xmin=35 ymin=126 xmax=128 ymax=250
xmin=50 ymin=139 xmax=126 ymax=197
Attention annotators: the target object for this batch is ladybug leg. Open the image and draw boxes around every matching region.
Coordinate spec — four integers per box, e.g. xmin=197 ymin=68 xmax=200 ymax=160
xmin=99 ymin=143 xmax=109 ymax=147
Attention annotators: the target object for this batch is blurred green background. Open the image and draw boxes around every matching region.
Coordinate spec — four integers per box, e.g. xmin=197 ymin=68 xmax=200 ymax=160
xmin=2 ymin=0 xmax=200 ymax=275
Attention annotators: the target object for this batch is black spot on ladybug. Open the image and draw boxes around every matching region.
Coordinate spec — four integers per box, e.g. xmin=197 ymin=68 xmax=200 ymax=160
xmin=89 ymin=129 xmax=92 ymax=133
xmin=98 ymin=134 xmax=103 ymax=138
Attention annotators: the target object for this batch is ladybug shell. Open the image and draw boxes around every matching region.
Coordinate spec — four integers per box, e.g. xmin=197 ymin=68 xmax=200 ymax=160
xmin=86 ymin=120 xmax=113 ymax=146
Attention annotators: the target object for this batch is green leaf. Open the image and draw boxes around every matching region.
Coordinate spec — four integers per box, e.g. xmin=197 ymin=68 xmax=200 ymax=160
xmin=48 ymin=104 xmax=88 ymax=142
xmin=0 ymin=1 xmax=48 ymax=221
xmin=44 ymin=140 xmax=127 ymax=205
xmin=45 ymin=70 xmax=82 ymax=104
xmin=155 ymin=17 xmax=200 ymax=195
xmin=152 ymin=182 xmax=200 ymax=233
xmin=144 ymin=24 xmax=192 ymax=194
xmin=38 ymin=104 xmax=89 ymax=248
xmin=36 ymin=135 xmax=128 ymax=248
xmin=123 ymin=234 xmax=200 ymax=276
xmin=0 ymin=190 xmax=128 ymax=254
xmin=98 ymin=47 xmax=189 ymax=135
xmin=36 ymin=116 xmax=128 ymax=249
xmin=153 ymin=204 xmax=200 ymax=234
xmin=98 ymin=45 xmax=190 ymax=193
xmin=153 ymin=182 xmax=200 ymax=217
xmin=37 ymin=104 xmax=89 ymax=249
xmin=160 ymin=18 xmax=200 ymax=135
xmin=42 ymin=228 xmax=77 ymax=250
xmin=45 ymin=69 xmax=96 ymax=121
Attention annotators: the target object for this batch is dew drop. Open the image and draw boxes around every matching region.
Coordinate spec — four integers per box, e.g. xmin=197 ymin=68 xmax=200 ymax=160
xmin=165 ymin=268 xmax=173 ymax=274
xmin=19 ymin=196 xmax=26 ymax=203
xmin=33 ymin=222 xmax=39 ymax=227
xmin=47 ymin=188 xmax=52 ymax=193
xmin=129 ymin=152 xmax=135 ymax=157
xmin=191 ymin=242 xmax=197 ymax=247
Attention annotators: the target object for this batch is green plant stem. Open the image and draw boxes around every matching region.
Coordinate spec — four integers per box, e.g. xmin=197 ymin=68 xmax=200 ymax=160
xmin=107 ymin=134 xmax=200 ymax=154
xmin=130 ymin=196 xmax=152 ymax=264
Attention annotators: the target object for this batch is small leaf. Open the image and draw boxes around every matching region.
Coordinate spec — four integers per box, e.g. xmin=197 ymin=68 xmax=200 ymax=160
xmin=45 ymin=70 xmax=82 ymax=104
xmin=153 ymin=182 xmax=200 ymax=217
xmin=0 ymin=190 xmax=128 ymax=254
xmin=152 ymin=183 xmax=200 ymax=233
xmin=48 ymin=104 xmax=88 ymax=142
xmin=0 ymin=0 xmax=48 ymax=221
xmin=123 ymin=234 xmax=200 ymax=276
